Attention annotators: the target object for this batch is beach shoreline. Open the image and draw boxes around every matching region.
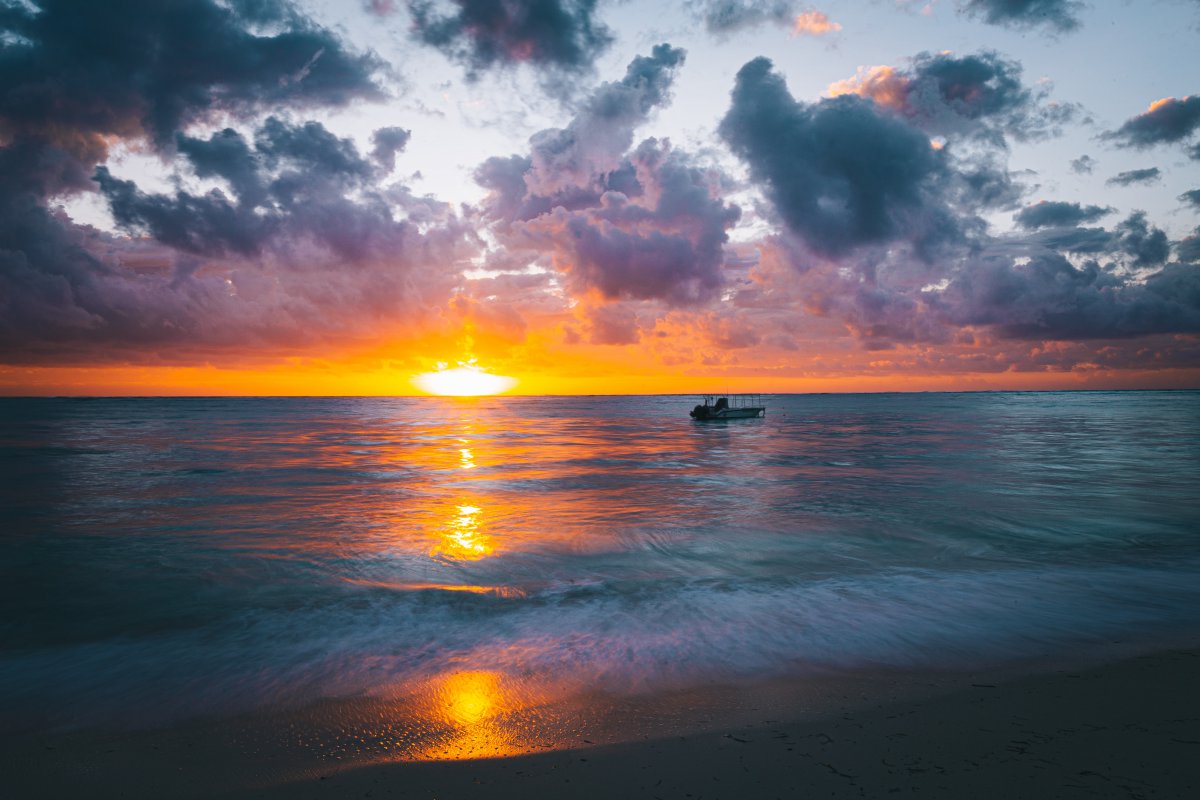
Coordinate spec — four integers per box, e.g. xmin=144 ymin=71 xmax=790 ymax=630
xmin=6 ymin=645 xmax=1199 ymax=799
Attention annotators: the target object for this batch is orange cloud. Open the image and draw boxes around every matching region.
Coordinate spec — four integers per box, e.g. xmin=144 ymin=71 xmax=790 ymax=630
xmin=792 ymin=10 xmax=842 ymax=37
xmin=1147 ymin=97 xmax=1176 ymax=113
xmin=827 ymin=65 xmax=910 ymax=112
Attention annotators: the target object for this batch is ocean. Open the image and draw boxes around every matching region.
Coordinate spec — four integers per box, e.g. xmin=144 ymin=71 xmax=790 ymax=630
xmin=2 ymin=392 xmax=1199 ymax=752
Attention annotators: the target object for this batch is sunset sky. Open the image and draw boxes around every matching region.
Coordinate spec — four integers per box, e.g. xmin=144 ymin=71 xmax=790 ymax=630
xmin=2 ymin=0 xmax=1199 ymax=395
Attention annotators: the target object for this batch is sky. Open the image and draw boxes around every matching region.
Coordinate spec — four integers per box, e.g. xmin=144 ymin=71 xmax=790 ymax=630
xmin=2 ymin=0 xmax=1199 ymax=395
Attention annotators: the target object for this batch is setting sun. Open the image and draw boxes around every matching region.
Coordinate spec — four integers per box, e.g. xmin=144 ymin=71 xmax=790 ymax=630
xmin=413 ymin=363 xmax=517 ymax=397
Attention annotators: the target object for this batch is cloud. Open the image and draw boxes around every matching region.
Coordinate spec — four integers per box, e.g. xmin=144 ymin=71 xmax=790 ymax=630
xmin=1181 ymin=189 xmax=1200 ymax=210
xmin=722 ymin=57 xmax=948 ymax=257
xmin=513 ymin=138 xmax=741 ymax=304
xmin=1178 ymin=228 xmax=1200 ymax=263
xmin=712 ymin=51 xmax=1200 ymax=363
xmin=0 ymin=0 xmax=384 ymax=149
xmin=938 ymin=252 xmax=1200 ymax=339
xmin=370 ymin=127 xmax=412 ymax=172
xmin=1107 ymin=167 xmax=1161 ymax=187
xmin=471 ymin=44 xmax=686 ymax=221
xmin=828 ymin=51 xmax=1080 ymax=147
xmin=1026 ymin=225 xmax=1113 ymax=254
xmin=473 ymin=43 xmax=687 ymax=225
xmin=9 ymin=113 xmax=471 ymax=362
xmin=791 ymin=10 xmax=841 ymax=37
xmin=583 ymin=303 xmax=642 ymax=344
xmin=0 ymin=1 xmax=430 ymax=363
xmin=1106 ymin=95 xmax=1200 ymax=148
xmin=523 ymin=43 xmax=686 ymax=196
xmin=957 ymin=157 xmax=1026 ymax=210
xmin=687 ymin=0 xmax=797 ymax=33
xmin=1114 ymin=211 xmax=1169 ymax=267
xmin=407 ymin=0 xmax=612 ymax=80
xmin=474 ymin=47 xmax=739 ymax=306
xmin=1014 ymin=200 xmax=1113 ymax=229
xmin=93 ymin=118 xmax=447 ymax=264
xmin=961 ymin=0 xmax=1084 ymax=34
xmin=1069 ymin=154 xmax=1096 ymax=174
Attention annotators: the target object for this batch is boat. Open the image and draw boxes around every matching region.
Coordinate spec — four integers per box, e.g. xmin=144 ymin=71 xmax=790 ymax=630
xmin=689 ymin=394 xmax=766 ymax=420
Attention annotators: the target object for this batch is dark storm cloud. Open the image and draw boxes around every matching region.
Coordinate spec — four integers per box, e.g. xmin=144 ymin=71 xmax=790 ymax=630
xmin=1181 ymin=189 xmax=1200 ymax=210
xmin=1114 ymin=211 xmax=1169 ymax=267
xmin=1028 ymin=225 xmax=1113 ymax=254
xmin=938 ymin=252 xmax=1200 ymax=339
xmin=905 ymin=51 xmax=1074 ymax=143
xmin=1107 ymin=167 xmax=1161 ymax=187
xmin=956 ymin=159 xmax=1025 ymax=210
xmin=0 ymin=0 xmax=412 ymax=362
xmin=719 ymin=52 xmax=1200 ymax=356
xmin=835 ymin=51 xmax=1081 ymax=147
xmin=95 ymin=166 xmax=275 ymax=257
xmin=254 ymin=118 xmax=374 ymax=181
xmin=686 ymin=0 xmax=796 ymax=34
xmin=1014 ymin=201 xmax=1113 ymax=229
xmin=961 ymin=0 xmax=1084 ymax=34
xmin=1178 ymin=228 xmax=1200 ymax=263
xmin=1106 ymin=95 xmax=1200 ymax=148
xmin=0 ymin=0 xmax=384 ymax=149
xmin=176 ymin=128 xmax=269 ymax=207
xmin=1069 ymin=154 xmax=1096 ymax=174
xmin=720 ymin=57 xmax=945 ymax=258
xmin=938 ymin=213 xmax=1177 ymax=339
xmin=407 ymin=0 xmax=612 ymax=78
xmin=95 ymin=118 xmax=415 ymax=262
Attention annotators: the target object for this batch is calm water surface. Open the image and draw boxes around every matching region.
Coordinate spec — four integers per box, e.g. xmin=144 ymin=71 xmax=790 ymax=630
xmin=2 ymin=393 xmax=1199 ymax=754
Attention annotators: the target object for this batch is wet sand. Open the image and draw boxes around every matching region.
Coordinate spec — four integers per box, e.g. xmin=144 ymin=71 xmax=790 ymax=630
xmin=5 ymin=649 xmax=1200 ymax=799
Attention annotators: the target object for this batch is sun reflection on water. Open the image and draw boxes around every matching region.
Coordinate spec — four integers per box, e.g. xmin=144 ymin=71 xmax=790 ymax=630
xmin=408 ymin=670 xmax=525 ymax=760
xmin=433 ymin=503 xmax=494 ymax=560
xmin=440 ymin=670 xmax=502 ymax=726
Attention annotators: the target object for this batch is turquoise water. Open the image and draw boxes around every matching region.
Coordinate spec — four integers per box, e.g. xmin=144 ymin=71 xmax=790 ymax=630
xmin=2 ymin=392 xmax=1199 ymax=733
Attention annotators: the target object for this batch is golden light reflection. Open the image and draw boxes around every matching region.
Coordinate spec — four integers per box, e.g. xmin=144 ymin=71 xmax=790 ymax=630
xmin=433 ymin=504 xmax=495 ymax=560
xmin=441 ymin=670 xmax=501 ymax=726
xmin=408 ymin=670 xmax=525 ymax=760
xmin=459 ymin=447 xmax=475 ymax=469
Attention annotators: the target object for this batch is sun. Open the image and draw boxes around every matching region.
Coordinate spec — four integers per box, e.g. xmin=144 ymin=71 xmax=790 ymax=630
xmin=412 ymin=362 xmax=517 ymax=396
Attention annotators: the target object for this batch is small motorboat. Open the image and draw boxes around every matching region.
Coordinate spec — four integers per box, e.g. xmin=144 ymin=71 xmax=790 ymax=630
xmin=689 ymin=394 xmax=765 ymax=420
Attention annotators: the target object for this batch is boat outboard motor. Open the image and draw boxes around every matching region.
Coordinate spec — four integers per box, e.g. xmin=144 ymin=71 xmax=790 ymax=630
xmin=690 ymin=404 xmax=707 ymax=419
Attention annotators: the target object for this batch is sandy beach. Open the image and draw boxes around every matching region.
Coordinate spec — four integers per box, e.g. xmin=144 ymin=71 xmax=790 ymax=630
xmin=6 ymin=647 xmax=1199 ymax=799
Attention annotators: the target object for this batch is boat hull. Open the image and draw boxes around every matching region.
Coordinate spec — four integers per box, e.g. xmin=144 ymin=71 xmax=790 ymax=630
xmin=690 ymin=407 xmax=765 ymax=420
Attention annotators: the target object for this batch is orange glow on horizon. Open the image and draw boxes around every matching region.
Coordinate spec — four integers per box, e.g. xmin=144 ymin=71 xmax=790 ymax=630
xmin=3 ymin=322 xmax=1199 ymax=398
xmin=3 ymin=360 xmax=1198 ymax=396
xmin=412 ymin=363 xmax=518 ymax=396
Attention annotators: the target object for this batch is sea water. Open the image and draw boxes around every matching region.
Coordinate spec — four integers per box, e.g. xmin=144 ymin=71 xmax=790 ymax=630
xmin=2 ymin=392 xmax=1199 ymax=737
